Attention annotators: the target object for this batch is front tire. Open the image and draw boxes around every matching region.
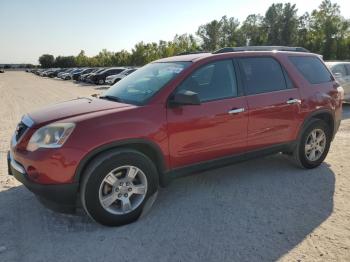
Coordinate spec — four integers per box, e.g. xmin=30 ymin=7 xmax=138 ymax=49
xmin=293 ymin=119 xmax=331 ymax=169
xmin=80 ymin=149 xmax=159 ymax=226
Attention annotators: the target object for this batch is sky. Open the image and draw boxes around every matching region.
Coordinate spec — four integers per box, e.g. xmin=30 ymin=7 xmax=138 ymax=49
xmin=1 ymin=0 xmax=349 ymax=64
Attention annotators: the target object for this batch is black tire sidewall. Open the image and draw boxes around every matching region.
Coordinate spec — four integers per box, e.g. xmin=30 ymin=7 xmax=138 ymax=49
xmin=81 ymin=150 xmax=158 ymax=226
xmin=298 ymin=120 xmax=331 ymax=168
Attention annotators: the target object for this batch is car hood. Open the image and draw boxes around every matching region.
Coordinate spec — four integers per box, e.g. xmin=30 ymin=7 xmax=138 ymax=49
xmin=28 ymin=97 xmax=132 ymax=126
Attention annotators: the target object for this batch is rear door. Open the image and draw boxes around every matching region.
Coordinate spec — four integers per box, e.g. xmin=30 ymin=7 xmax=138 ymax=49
xmin=237 ymin=57 xmax=301 ymax=151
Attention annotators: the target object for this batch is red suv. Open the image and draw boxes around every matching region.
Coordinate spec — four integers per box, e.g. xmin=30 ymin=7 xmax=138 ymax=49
xmin=8 ymin=47 xmax=343 ymax=226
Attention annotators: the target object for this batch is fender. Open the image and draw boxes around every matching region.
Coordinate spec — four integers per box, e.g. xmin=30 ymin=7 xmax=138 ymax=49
xmin=73 ymin=138 xmax=168 ymax=184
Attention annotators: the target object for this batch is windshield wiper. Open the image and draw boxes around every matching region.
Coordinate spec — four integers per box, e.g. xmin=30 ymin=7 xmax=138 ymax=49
xmin=99 ymin=95 xmax=122 ymax=103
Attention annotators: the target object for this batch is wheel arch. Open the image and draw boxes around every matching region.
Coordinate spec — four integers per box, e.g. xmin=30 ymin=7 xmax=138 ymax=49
xmin=298 ymin=109 xmax=335 ymax=141
xmin=114 ymin=78 xmax=121 ymax=84
xmin=74 ymin=139 xmax=168 ymax=186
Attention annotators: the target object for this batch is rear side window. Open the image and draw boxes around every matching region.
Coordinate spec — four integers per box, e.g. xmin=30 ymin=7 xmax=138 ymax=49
xmin=238 ymin=57 xmax=287 ymax=95
xmin=289 ymin=56 xmax=332 ymax=84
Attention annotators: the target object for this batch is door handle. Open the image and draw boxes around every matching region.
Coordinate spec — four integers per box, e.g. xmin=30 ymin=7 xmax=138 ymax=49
xmin=228 ymin=108 xmax=245 ymax=115
xmin=286 ymin=98 xmax=301 ymax=105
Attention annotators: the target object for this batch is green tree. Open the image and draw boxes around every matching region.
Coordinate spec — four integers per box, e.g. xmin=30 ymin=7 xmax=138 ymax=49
xmin=240 ymin=14 xmax=266 ymax=45
xmin=197 ymin=19 xmax=223 ymax=51
xmin=172 ymin=34 xmax=200 ymax=54
xmin=75 ymin=50 xmax=90 ymax=67
xmin=220 ymin=16 xmax=242 ymax=47
xmin=111 ymin=50 xmax=131 ymax=66
xmin=297 ymin=13 xmax=312 ymax=49
xmin=130 ymin=42 xmax=161 ymax=66
xmin=263 ymin=3 xmax=298 ymax=45
xmin=39 ymin=54 xmax=55 ymax=68
xmin=94 ymin=49 xmax=114 ymax=66
xmin=38 ymin=0 xmax=350 ymax=66
xmin=309 ymin=0 xmax=349 ymax=59
xmin=55 ymin=56 xmax=76 ymax=68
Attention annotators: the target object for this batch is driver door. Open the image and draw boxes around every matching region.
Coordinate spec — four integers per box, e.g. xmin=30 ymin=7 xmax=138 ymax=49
xmin=166 ymin=59 xmax=248 ymax=169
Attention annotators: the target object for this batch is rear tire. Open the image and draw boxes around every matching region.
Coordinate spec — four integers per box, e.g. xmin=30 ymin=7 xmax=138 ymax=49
xmin=293 ymin=119 xmax=331 ymax=169
xmin=80 ymin=149 xmax=159 ymax=226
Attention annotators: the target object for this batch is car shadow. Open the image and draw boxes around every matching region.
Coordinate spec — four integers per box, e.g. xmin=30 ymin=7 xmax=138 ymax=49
xmin=73 ymin=82 xmax=96 ymax=87
xmin=93 ymin=86 xmax=110 ymax=90
xmin=0 ymin=154 xmax=334 ymax=262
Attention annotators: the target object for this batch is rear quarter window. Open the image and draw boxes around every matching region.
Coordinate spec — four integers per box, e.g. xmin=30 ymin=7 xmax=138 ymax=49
xmin=289 ymin=56 xmax=333 ymax=84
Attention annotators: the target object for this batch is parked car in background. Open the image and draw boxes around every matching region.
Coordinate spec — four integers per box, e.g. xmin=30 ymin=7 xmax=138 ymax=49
xmin=65 ymin=68 xmax=86 ymax=80
xmin=8 ymin=46 xmax=343 ymax=226
xmin=72 ymin=68 xmax=94 ymax=81
xmin=88 ymin=67 xmax=126 ymax=85
xmin=42 ymin=68 xmax=60 ymax=77
xmin=59 ymin=68 xmax=79 ymax=80
xmin=35 ymin=69 xmax=46 ymax=75
xmin=47 ymin=68 xmax=65 ymax=78
xmin=40 ymin=69 xmax=51 ymax=77
xmin=80 ymin=68 xmax=104 ymax=82
xmin=326 ymin=61 xmax=350 ymax=102
xmin=105 ymin=68 xmax=138 ymax=85
xmin=30 ymin=69 xmax=40 ymax=74
xmin=57 ymin=68 xmax=75 ymax=78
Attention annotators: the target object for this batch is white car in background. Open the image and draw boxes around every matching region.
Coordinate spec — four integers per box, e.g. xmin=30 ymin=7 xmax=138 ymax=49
xmin=105 ymin=68 xmax=138 ymax=85
xmin=326 ymin=61 xmax=350 ymax=102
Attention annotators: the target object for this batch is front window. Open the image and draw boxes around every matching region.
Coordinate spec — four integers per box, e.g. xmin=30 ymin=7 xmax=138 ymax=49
xmin=103 ymin=62 xmax=190 ymax=104
xmin=176 ymin=60 xmax=238 ymax=102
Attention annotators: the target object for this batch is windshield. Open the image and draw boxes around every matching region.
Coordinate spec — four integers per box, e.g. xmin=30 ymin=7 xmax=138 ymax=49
xmin=103 ymin=62 xmax=190 ymax=104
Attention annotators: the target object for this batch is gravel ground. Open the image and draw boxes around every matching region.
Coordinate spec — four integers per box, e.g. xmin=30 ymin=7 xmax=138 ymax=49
xmin=0 ymin=71 xmax=349 ymax=262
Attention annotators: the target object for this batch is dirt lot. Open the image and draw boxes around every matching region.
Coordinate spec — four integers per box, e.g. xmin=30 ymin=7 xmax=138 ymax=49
xmin=0 ymin=71 xmax=349 ymax=262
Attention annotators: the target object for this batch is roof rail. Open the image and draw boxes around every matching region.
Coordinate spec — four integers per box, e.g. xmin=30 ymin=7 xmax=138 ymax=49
xmin=213 ymin=46 xmax=310 ymax=54
xmin=176 ymin=51 xmax=208 ymax=56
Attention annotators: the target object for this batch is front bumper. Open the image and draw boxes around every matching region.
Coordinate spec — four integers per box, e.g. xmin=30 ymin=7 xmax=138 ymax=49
xmin=7 ymin=151 xmax=78 ymax=209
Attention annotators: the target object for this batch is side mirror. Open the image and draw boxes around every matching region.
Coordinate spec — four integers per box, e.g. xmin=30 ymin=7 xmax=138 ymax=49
xmin=169 ymin=90 xmax=201 ymax=107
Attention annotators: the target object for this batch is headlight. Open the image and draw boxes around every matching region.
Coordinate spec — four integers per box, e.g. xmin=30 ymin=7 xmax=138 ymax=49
xmin=27 ymin=123 xmax=75 ymax=151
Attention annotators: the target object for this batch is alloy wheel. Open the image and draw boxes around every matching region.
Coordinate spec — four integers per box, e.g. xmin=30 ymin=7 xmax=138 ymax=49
xmin=305 ymin=129 xmax=326 ymax=162
xmin=98 ymin=165 xmax=148 ymax=215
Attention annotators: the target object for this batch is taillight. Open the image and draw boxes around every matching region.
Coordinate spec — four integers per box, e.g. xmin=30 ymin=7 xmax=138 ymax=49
xmin=337 ymin=86 xmax=344 ymax=101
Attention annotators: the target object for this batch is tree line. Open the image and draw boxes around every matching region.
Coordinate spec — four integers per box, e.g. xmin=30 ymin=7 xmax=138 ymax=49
xmin=39 ymin=0 xmax=350 ymax=68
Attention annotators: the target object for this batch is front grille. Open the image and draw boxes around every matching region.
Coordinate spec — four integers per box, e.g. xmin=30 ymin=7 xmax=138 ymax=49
xmin=15 ymin=122 xmax=28 ymax=142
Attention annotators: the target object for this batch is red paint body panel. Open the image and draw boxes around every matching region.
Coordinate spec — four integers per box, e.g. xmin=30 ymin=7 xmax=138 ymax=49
xmin=167 ymin=97 xmax=248 ymax=168
xmin=11 ymin=51 xmax=342 ymax=186
xmin=246 ymin=89 xmax=301 ymax=150
xmin=13 ymin=103 xmax=169 ymax=184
